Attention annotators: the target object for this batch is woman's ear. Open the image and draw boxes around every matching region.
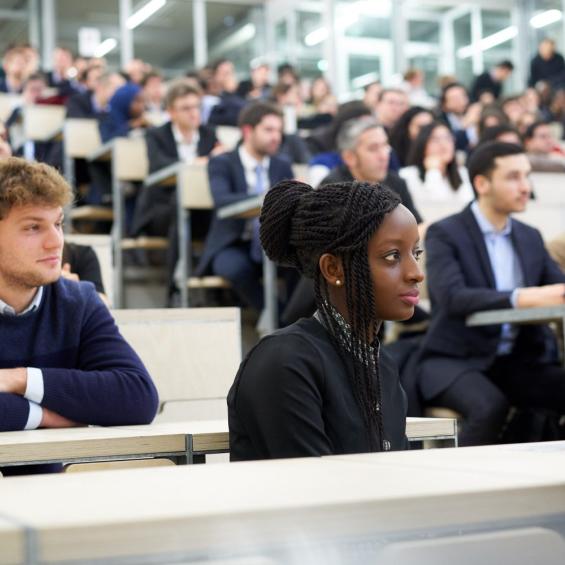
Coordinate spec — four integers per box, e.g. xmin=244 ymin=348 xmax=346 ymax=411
xmin=319 ymin=253 xmax=345 ymax=287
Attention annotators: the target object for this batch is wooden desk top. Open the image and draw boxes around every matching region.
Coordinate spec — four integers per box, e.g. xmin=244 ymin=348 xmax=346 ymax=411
xmin=0 ymin=418 xmax=455 ymax=467
xmin=218 ymin=195 xmax=262 ymax=220
xmin=467 ymin=305 xmax=565 ymax=327
xmin=144 ymin=161 xmax=184 ymax=187
xmin=0 ymin=420 xmax=228 ymax=467
xmin=88 ymin=139 xmax=114 ymax=162
xmin=0 ymin=444 xmax=564 ymax=563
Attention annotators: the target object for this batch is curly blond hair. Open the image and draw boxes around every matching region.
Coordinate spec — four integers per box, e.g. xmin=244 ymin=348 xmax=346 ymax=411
xmin=0 ymin=157 xmax=73 ymax=219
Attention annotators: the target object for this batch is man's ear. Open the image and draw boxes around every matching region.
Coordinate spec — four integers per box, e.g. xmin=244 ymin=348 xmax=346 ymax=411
xmin=473 ymin=174 xmax=490 ymax=198
xmin=341 ymin=149 xmax=356 ymax=171
xmin=319 ymin=253 xmax=345 ymax=286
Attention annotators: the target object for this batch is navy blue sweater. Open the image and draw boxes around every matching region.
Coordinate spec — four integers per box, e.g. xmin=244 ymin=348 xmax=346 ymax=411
xmin=0 ymin=278 xmax=159 ymax=431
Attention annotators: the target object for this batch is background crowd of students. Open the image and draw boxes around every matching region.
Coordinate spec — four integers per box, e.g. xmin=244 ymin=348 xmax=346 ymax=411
xmin=3 ymin=34 xmax=565 ymax=446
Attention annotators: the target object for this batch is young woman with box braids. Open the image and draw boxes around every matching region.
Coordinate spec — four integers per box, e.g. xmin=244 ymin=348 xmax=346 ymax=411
xmin=228 ymin=180 xmax=424 ymax=460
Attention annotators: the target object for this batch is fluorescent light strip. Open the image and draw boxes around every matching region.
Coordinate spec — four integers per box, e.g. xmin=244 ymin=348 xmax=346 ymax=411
xmin=530 ymin=9 xmax=562 ymax=29
xmin=127 ymin=0 xmax=166 ymax=30
xmin=304 ymin=12 xmax=359 ymax=47
xmin=457 ymin=25 xmax=517 ymax=59
xmin=94 ymin=38 xmax=117 ymax=58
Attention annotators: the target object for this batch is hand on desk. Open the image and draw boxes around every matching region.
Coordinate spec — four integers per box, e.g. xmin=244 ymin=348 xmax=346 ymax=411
xmin=40 ymin=407 xmax=80 ymax=428
xmin=516 ymin=283 xmax=565 ymax=308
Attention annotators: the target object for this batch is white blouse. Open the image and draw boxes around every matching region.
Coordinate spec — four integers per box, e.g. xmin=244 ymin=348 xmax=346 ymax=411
xmin=399 ymin=165 xmax=474 ymax=205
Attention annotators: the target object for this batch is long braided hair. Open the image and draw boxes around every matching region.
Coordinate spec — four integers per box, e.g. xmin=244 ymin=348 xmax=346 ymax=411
xmin=260 ymin=180 xmax=401 ymax=450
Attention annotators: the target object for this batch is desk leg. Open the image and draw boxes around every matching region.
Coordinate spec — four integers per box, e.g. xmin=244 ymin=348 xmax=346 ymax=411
xmin=111 ymin=159 xmax=123 ymax=308
xmin=63 ymin=152 xmax=74 ymax=235
xmin=561 ymin=318 xmax=565 ymax=369
xmin=177 ymin=193 xmax=189 ymax=308
xmin=182 ymin=434 xmax=206 ymax=465
xmin=262 ymin=254 xmax=278 ymax=335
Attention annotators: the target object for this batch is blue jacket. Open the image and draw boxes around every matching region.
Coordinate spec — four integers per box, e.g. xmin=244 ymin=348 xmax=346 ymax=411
xmin=196 ymin=149 xmax=294 ymax=275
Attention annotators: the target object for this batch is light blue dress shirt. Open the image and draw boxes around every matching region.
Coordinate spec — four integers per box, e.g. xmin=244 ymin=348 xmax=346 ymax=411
xmin=471 ymin=201 xmax=524 ymax=355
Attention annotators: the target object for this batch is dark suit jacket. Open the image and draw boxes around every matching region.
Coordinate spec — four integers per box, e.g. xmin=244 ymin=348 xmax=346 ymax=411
xmin=419 ymin=204 xmax=565 ymax=400
xmin=66 ymin=91 xmax=96 ymax=118
xmin=196 ymin=149 xmax=294 ymax=275
xmin=470 ymin=72 xmax=501 ymax=101
xmin=145 ymin=121 xmax=218 ymax=174
xmin=130 ymin=122 xmax=219 ymax=237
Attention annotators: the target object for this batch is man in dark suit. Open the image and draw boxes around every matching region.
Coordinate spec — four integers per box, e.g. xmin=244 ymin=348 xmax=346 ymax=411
xmin=197 ymin=102 xmax=294 ymax=311
xmin=131 ymin=80 xmax=220 ymax=238
xmin=419 ymin=142 xmax=565 ymax=446
xmin=45 ymin=46 xmax=77 ymax=98
xmin=437 ymin=83 xmax=479 ymax=152
xmin=66 ymin=70 xmax=124 ymax=120
xmin=470 ymin=60 xmax=514 ymax=102
xmin=529 ymin=38 xmax=565 ymax=87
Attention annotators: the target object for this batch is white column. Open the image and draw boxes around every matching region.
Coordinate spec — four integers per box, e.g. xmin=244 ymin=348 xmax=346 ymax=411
xmin=193 ymin=0 xmax=207 ymax=68
xmin=28 ymin=0 xmax=40 ymax=49
xmin=470 ymin=4 xmax=483 ymax=76
xmin=40 ymin=0 xmax=56 ymax=70
xmin=392 ymin=0 xmax=407 ymax=76
xmin=120 ymin=0 xmax=133 ymax=68
xmin=322 ymin=0 xmax=338 ymax=93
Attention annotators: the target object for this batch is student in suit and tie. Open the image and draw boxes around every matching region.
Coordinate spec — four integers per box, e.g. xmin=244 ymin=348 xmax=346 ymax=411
xmin=131 ymin=80 xmax=221 ymax=238
xmin=197 ymin=102 xmax=294 ymax=312
xmin=419 ymin=141 xmax=565 ymax=446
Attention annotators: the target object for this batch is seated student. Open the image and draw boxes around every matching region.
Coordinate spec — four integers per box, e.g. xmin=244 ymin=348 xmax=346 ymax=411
xmin=419 ymin=142 xmax=565 ymax=446
xmin=196 ymin=102 xmax=294 ymax=312
xmin=45 ymin=46 xmax=77 ymax=99
xmin=90 ymin=82 xmax=150 ymax=208
xmin=523 ymin=120 xmax=565 ymax=172
xmin=66 ymin=70 xmax=124 ymax=120
xmin=400 ymin=121 xmax=474 ymax=204
xmin=374 ymin=88 xmax=409 ymax=134
xmin=131 ymin=80 xmax=221 ymax=238
xmin=479 ymin=124 xmax=522 ymax=146
xmin=5 ymin=73 xmax=62 ymax=169
xmin=0 ymin=45 xmax=27 ymax=94
xmin=0 ymin=158 xmax=159 ymax=474
xmin=61 ymin=242 xmax=109 ymax=306
xmin=228 ymin=180 xmax=423 ymax=461
xmin=437 ymin=82 xmax=480 ymax=152
xmin=389 ymin=106 xmax=434 ymax=167
xmin=322 ymin=116 xmax=422 ymax=222
xmin=99 ymin=82 xmax=149 ymax=142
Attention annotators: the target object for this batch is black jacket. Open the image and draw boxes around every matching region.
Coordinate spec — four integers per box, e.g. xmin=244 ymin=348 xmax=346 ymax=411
xmin=66 ymin=91 xmax=97 ymax=119
xmin=470 ymin=71 xmax=502 ymax=101
xmin=145 ymin=121 xmax=218 ymax=174
xmin=228 ymin=317 xmax=408 ymax=461
xmin=419 ymin=204 xmax=565 ymax=400
xmin=529 ymin=53 xmax=565 ymax=87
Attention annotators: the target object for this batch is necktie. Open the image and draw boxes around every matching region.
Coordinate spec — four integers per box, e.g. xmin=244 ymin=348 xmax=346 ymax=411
xmin=250 ymin=164 xmax=265 ymax=263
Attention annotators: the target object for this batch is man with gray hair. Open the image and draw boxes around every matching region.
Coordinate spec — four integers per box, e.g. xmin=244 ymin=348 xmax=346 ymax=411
xmin=320 ymin=116 xmax=422 ymax=223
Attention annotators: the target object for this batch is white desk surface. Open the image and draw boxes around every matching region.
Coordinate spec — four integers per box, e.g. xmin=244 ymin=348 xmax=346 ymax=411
xmin=467 ymin=305 xmax=565 ymax=326
xmin=0 ymin=418 xmax=455 ymax=467
xmin=144 ymin=161 xmax=184 ymax=187
xmin=218 ymin=194 xmax=262 ymax=219
xmin=0 ymin=517 xmax=23 ymax=565
xmin=0 ymin=444 xmax=564 ymax=562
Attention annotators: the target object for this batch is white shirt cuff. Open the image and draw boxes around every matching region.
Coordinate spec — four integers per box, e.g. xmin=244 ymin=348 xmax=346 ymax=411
xmin=510 ymin=289 xmax=519 ymax=308
xmin=24 ymin=367 xmax=44 ymax=404
xmin=24 ymin=401 xmax=43 ymax=430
